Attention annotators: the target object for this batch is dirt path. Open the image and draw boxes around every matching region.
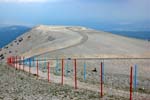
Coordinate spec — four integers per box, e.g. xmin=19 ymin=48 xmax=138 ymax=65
xmin=23 ymin=28 xmax=88 ymax=58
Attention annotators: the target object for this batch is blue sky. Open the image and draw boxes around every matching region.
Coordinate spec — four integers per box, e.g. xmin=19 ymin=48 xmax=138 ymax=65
xmin=0 ymin=0 xmax=149 ymax=30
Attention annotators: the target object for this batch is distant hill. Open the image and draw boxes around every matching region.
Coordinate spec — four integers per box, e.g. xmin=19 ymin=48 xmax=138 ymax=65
xmin=0 ymin=25 xmax=31 ymax=48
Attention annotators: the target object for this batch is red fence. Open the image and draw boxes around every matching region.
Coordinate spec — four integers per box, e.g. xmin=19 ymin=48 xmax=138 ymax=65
xmin=6 ymin=56 xmax=150 ymax=99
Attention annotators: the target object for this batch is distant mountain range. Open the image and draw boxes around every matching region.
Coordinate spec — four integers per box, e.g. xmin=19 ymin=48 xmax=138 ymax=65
xmin=0 ymin=25 xmax=31 ymax=48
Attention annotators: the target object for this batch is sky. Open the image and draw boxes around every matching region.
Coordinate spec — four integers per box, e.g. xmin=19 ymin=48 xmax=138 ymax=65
xmin=0 ymin=0 xmax=149 ymax=30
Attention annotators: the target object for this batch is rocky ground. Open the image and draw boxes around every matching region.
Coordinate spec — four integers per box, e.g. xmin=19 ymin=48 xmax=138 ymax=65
xmin=17 ymin=58 xmax=150 ymax=100
xmin=35 ymin=59 xmax=150 ymax=94
xmin=0 ymin=63 xmax=133 ymax=100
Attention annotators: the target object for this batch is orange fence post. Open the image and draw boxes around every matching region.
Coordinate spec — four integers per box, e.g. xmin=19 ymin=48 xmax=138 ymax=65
xmin=11 ymin=56 xmax=13 ymax=66
xmin=12 ymin=56 xmax=14 ymax=67
xmin=13 ymin=56 xmax=15 ymax=67
xmin=10 ymin=57 xmax=12 ymax=66
xmin=61 ymin=59 xmax=64 ymax=85
xmin=74 ymin=59 xmax=77 ymax=89
xmin=11 ymin=56 xmax=12 ymax=66
xmin=10 ymin=57 xmax=11 ymax=64
xmin=130 ymin=66 xmax=133 ymax=100
xmin=14 ymin=56 xmax=16 ymax=68
xmin=10 ymin=57 xmax=11 ymax=65
xmin=47 ymin=62 xmax=50 ymax=82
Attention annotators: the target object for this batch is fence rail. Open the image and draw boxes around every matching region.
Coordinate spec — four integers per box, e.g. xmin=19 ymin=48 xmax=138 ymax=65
xmin=6 ymin=56 xmax=150 ymax=100
xmin=30 ymin=57 xmax=150 ymax=60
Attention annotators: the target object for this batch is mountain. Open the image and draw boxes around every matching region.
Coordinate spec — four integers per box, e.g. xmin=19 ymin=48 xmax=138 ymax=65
xmin=0 ymin=25 xmax=149 ymax=61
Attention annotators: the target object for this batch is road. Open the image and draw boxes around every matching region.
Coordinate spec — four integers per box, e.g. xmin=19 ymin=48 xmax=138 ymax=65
xmin=27 ymin=27 xmax=88 ymax=59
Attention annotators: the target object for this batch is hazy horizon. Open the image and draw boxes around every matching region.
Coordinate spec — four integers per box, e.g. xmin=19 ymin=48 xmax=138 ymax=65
xmin=0 ymin=0 xmax=149 ymax=31
xmin=0 ymin=0 xmax=150 ymax=48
